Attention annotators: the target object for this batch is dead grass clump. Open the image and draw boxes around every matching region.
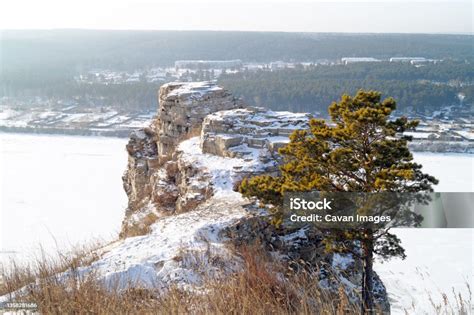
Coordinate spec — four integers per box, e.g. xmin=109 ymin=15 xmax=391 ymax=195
xmin=123 ymin=212 xmax=159 ymax=237
xmin=6 ymin=243 xmax=470 ymax=314
xmin=426 ymin=282 xmax=472 ymax=315
xmin=0 ymin=241 xmax=102 ymax=297
xmin=1 ymin=244 xmax=360 ymax=314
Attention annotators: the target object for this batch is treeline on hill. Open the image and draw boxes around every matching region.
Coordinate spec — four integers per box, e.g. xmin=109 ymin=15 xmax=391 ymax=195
xmin=1 ymin=30 xmax=472 ymax=85
xmin=0 ymin=80 xmax=161 ymax=111
xmin=1 ymin=31 xmax=472 ymax=112
xmin=218 ymin=62 xmax=474 ymax=115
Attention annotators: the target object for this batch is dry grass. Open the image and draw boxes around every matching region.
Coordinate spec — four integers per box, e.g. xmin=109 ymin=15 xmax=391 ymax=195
xmin=425 ymin=283 xmax=472 ymax=315
xmin=0 ymin=241 xmax=103 ymax=297
xmin=1 ymin=244 xmax=471 ymax=314
xmin=123 ymin=212 xmax=159 ymax=237
xmin=0 ymin=244 xmax=360 ymax=314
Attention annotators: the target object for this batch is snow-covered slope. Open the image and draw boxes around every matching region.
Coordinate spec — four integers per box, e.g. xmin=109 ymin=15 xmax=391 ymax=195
xmin=70 ymin=136 xmax=279 ymax=289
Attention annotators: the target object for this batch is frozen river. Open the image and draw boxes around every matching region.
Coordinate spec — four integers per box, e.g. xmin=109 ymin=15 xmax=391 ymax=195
xmin=0 ymin=133 xmax=128 ymax=264
xmin=0 ymin=133 xmax=472 ymax=313
xmin=374 ymin=152 xmax=473 ymax=314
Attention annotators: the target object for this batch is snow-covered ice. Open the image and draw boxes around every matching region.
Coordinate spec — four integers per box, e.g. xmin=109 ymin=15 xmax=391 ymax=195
xmin=412 ymin=152 xmax=473 ymax=192
xmin=0 ymin=133 xmax=128 ymax=267
xmin=374 ymin=152 xmax=473 ymax=314
xmin=375 ymin=229 xmax=473 ymax=314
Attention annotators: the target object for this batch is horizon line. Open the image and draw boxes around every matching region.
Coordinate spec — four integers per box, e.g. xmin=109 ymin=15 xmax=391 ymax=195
xmin=1 ymin=28 xmax=473 ymax=36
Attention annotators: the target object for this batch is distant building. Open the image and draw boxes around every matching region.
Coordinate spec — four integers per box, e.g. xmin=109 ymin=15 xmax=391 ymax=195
xmin=410 ymin=59 xmax=438 ymax=65
xmin=390 ymin=57 xmax=438 ymax=64
xmin=389 ymin=57 xmax=426 ymax=63
xmin=269 ymin=61 xmax=296 ymax=70
xmin=174 ymin=60 xmax=243 ymax=70
xmin=341 ymin=57 xmax=381 ymax=64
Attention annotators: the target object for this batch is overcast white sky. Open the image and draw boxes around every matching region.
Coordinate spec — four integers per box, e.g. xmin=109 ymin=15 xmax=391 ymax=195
xmin=0 ymin=0 xmax=472 ymax=34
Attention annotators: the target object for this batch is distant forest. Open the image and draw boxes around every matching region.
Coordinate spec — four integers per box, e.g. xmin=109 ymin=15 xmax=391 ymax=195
xmin=0 ymin=30 xmax=473 ymax=113
xmin=219 ymin=61 xmax=474 ymax=115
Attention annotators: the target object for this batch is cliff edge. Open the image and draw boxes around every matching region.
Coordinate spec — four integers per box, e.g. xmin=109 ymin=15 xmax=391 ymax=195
xmin=0 ymin=82 xmax=389 ymax=312
xmin=116 ymin=81 xmax=389 ymax=311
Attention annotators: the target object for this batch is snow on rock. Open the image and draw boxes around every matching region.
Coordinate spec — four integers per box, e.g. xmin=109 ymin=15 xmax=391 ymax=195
xmin=155 ymin=81 xmax=242 ymax=160
xmin=178 ymin=137 xmax=275 ymax=197
xmin=164 ymin=81 xmax=224 ymax=98
xmin=0 ymin=108 xmax=21 ymax=120
xmin=279 ymin=227 xmax=308 ymax=244
xmin=74 ymin=196 xmax=249 ymax=290
xmin=403 ymin=131 xmax=438 ymax=139
xmin=332 ymin=253 xmax=354 ymax=270
xmin=0 ymin=197 xmax=249 ymax=302
xmin=201 ymin=107 xmax=311 ymax=158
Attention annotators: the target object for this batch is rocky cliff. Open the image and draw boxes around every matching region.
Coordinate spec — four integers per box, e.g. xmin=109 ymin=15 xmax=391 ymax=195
xmin=0 ymin=81 xmax=390 ymax=313
xmin=116 ymin=81 xmax=389 ymax=312
xmin=121 ymin=82 xmax=243 ymax=235
xmin=121 ymin=81 xmax=310 ymax=237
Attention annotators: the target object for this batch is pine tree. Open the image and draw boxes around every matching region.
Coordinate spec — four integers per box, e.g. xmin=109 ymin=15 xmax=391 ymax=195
xmin=239 ymin=90 xmax=438 ymax=313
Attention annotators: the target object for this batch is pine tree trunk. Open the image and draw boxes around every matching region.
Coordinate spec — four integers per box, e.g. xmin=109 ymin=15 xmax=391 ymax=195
xmin=361 ymin=233 xmax=375 ymax=314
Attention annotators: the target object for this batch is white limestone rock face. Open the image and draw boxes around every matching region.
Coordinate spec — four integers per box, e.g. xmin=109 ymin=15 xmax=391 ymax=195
xmin=122 ymin=128 xmax=159 ymax=218
xmin=121 ymin=83 xmax=312 ymax=235
xmin=155 ymin=81 xmax=242 ymax=160
xmin=121 ymin=82 xmax=242 ymax=235
xmin=200 ymin=107 xmax=311 ymax=158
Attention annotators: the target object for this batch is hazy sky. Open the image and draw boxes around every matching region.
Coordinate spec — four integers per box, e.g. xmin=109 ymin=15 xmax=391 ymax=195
xmin=0 ymin=0 xmax=472 ymax=34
